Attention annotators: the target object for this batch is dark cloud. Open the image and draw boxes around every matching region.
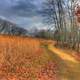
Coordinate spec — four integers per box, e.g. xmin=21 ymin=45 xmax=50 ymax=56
xmin=0 ymin=0 xmax=46 ymax=29
xmin=9 ymin=0 xmax=38 ymax=17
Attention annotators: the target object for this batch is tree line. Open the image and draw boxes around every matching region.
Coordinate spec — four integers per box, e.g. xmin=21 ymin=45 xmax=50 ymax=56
xmin=41 ymin=0 xmax=80 ymax=52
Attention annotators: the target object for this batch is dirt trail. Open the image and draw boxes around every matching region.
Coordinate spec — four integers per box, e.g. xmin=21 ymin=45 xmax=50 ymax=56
xmin=48 ymin=44 xmax=80 ymax=80
xmin=49 ymin=44 xmax=78 ymax=63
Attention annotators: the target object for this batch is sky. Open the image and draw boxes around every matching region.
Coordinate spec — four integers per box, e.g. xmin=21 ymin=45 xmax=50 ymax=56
xmin=0 ymin=0 xmax=47 ymax=30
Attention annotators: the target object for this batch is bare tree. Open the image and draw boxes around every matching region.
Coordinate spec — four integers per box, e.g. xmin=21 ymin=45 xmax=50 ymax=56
xmin=42 ymin=0 xmax=80 ymax=51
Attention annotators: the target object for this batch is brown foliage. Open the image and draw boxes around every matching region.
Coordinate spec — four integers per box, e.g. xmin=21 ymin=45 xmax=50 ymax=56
xmin=0 ymin=35 xmax=58 ymax=80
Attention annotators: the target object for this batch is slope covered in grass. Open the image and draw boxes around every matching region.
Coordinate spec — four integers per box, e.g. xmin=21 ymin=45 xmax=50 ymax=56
xmin=0 ymin=35 xmax=58 ymax=80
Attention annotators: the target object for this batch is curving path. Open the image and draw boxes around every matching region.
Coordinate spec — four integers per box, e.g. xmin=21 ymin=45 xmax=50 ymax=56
xmin=48 ymin=43 xmax=80 ymax=80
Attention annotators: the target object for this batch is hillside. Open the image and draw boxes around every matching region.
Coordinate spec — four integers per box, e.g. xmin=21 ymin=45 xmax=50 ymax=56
xmin=0 ymin=35 xmax=80 ymax=80
xmin=0 ymin=19 xmax=28 ymax=36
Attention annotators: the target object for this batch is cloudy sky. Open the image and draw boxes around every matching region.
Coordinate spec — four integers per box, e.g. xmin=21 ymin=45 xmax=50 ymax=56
xmin=0 ymin=0 xmax=47 ymax=30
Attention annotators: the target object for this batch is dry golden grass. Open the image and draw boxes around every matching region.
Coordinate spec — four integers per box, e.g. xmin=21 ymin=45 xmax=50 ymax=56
xmin=0 ymin=35 xmax=58 ymax=80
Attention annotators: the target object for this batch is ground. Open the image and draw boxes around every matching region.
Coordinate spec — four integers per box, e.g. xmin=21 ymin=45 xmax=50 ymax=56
xmin=0 ymin=35 xmax=79 ymax=80
xmin=48 ymin=43 xmax=80 ymax=80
